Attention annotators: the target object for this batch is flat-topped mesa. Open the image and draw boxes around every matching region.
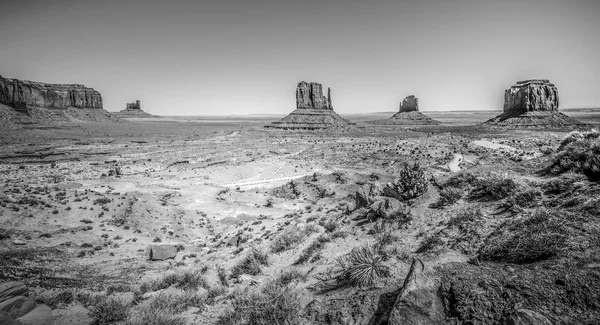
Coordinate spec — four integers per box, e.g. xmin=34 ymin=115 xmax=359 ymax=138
xmin=125 ymin=100 xmax=142 ymax=111
xmin=0 ymin=75 xmax=103 ymax=111
xmin=399 ymin=95 xmax=419 ymax=112
xmin=296 ymin=81 xmax=333 ymax=110
xmin=504 ymin=79 xmax=558 ymax=115
xmin=485 ymin=79 xmax=583 ymax=128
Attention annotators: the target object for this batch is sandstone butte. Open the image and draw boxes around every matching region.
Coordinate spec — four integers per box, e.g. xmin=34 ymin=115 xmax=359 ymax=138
xmin=114 ymin=100 xmax=154 ymax=118
xmin=485 ymin=79 xmax=583 ymax=128
xmin=369 ymin=95 xmax=441 ymax=125
xmin=266 ymin=81 xmax=355 ymax=130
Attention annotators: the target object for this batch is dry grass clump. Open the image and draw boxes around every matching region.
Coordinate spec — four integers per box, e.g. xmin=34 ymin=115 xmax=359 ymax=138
xmin=547 ymin=131 xmax=600 ymax=181
xmin=443 ymin=172 xmax=478 ymax=189
xmin=415 ymin=235 xmax=443 ymax=254
xmin=89 ymin=297 xmax=128 ymax=325
xmin=125 ymin=290 xmax=204 ymax=325
xmin=318 ymin=218 xmax=339 ymax=233
xmin=499 ymin=188 xmax=543 ymax=213
xmin=315 ymin=244 xmax=390 ymax=290
xmin=447 ymin=208 xmax=484 ymax=228
xmin=294 ymin=234 xmax=330 ymax=265
xmin=467 ymin=173 xmax=517 ymax=202
xmin=275 ymin=268 xmax=305 ymax=286
xmin=270 ymin=228 xmax=308 ymax=253
xmin=479 ymin=209 xmax=568 ymax=264
xmin=431 ymin=186 xmax=464 ymax=208
xmin=139 ymin=269 xmax=208 ymax=294
xmin=217 ymin=280 xmax=301 ymax=325
xmin=384 ymin=162 xmax=429 ymax=201
xmin=231 ymin=248 xmax=270 ymax=278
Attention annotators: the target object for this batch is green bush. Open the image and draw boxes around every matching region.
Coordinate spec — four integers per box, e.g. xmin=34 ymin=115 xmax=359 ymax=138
xmin=384 ymin=162 xmax=429 ymax=201
xmin=270 ymin=228 xmax=307 ymax=253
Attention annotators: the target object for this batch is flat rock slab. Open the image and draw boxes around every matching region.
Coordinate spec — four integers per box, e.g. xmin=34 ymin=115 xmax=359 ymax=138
xmin=0 ymin=282 xmax=28 ymax=303
xmin=146 ymin=244 xmax=178 ymax=260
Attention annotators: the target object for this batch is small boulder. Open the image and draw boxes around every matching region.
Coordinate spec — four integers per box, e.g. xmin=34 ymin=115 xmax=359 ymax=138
xmin=13 ymin=240 xmax=26 ymax=246
xmin=17 ymin=303 xmax=54 ymax=325
xmin=146 ymin=244 xmax=178 ymax=261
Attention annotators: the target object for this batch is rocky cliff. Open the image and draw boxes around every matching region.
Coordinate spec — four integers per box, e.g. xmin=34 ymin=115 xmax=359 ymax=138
xmin=125 ymin=100 xmax=142 ymax=111
xmin=115 ymin=100 xmax=154 ymax=118
xmin=296 ymin=81 xmax=333 ymax=110
xmin=399 ymin=95 xmax=419 ymax=112
xmin=0 ymin=75 xmax=103 ymax=111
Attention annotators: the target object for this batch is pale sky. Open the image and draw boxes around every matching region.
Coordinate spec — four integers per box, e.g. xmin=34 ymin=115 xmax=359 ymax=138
xmin=1 ymin=0 xmax=599 ymax=115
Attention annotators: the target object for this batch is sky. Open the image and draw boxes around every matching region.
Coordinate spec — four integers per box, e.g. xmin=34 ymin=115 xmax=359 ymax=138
xmin=1 ymin=0 xmax=599 ymax=115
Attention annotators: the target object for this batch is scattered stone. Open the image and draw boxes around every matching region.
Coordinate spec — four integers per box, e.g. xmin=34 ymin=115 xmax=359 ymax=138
xmin=485 ymin=79 xmax=583 ymax=128
xmin=146 ymin=244 xmax=178 ymax=260
xmin=500 ymin=309 xmax=552 ymax=325
xmin=266 ymin=81 xmax=355 ymax=130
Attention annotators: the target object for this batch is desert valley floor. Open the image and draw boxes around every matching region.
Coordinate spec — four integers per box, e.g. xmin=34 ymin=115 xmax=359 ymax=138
xmin=1 ymin=110 xmax=600 ymax=324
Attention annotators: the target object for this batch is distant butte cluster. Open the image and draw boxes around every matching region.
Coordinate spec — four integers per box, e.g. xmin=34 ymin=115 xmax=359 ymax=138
xmin=485 ymin=79 xmax=582 ymax=128
xmin=266 ymin=81 xmax=354 ymax=130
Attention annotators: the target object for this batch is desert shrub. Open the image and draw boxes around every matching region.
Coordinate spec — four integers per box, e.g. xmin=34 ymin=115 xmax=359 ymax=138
xmin=231 ymin=248 xmax=270 ymax=278
xmin=384 ymin=162 xmax=428 ymax=201
xmin=499 ymin=188 xmax=543 ymax=212
xmin=479 ymin=209 xmax=568 ymax=264
xmin=557 ymin=129 xmax=599 ymax=151
xmin=375 ymin=227 xmax=399 ymax=248
xmin=315 ymin=244 xmax=390 ymax=290
xmin=542 ymin=172 xmax=588 ymax=195
xmin=270 ymin=228 xmax=306 ymax=253
xmin=89 ymin=297 xmax=128 ymax=325
xmin=93 ymin=197 xmax=112 ymax=205
xmin=139 ymin=269 xmax=208 ymax=294
xmin=217 ymin=281 xmax=301 ymax=325
xmin=330 ymin=231 xmax=349 ymax=239
xmin=447 ymin=208 xmax=484 ymax=228
xmin=217 ymin=266 xmax=229 ymax=287
xmin=467 ymin=173 xmax=517 ymax=201
xmin=318 ymin=219 xmax=338 ymax=233
xmin=207 ymin=285 xmax=227 ymax=301
xmin=125 ymin=291 xmax=201 ymax=325
xmin=415 ymin=235 xmax=443 ymax=254
xmin=546 ymin=135 xmax=600 ymax=181
xmin=36 ymin=289 xmax=74 ymax=309
xmin=124 ymin=309 xmax=185 ymax=325
xmin=431 ymin=186 xmax=463 ymax=208
xmin=443 ymin=172 xmax=478 ymax=189
xmin=275 ymin=268 xmax=304 ymax=286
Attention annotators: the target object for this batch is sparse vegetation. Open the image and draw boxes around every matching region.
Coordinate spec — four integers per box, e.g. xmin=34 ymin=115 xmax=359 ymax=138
xmin=479 ymin=209 xmax=568 ymax=264
xmin=139 ymin=269 xmax=208 ymax=294
xmin=431 ymin=186 xmax=463 ymax=208
xmin=384 ymin=162 xmax=429 ymax=201
xmin=467 ymin=173 xmax=517 ymax=201
xmin=547 ymin=131 xmax=600 ymax=181
xmin=231 ymin=248 xmax=270 ymax=278
xmin=316 ymin=244 xmax=389 ymax=290
xmin=89 ymin=297 xmax=128 ymax=325
xmin=270 ymin=228 xmax=307 ymax=253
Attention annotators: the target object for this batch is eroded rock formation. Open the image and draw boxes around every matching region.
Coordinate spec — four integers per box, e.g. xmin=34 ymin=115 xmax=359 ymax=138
xmin=486 ymin=79 xmax=582 ymax=128
xmin=0 ymin=75 xmax=103 ymax=111
xmin=296 ymin=81 xmax=333 ymax=110
xmin=125 ymin=100 xmax=142 ymax=111
xmin=267 ymin=81 xmax=354 ymax=130
xmin=399 ymin=95 xmax=419 ymax=112
xmin=368 ymin=95 xmax=440 ymax=125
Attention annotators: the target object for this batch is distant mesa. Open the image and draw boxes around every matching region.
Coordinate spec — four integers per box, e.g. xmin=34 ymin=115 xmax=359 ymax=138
xmin=114 ymin=100 xmax=154 ymax=118
xmin=368 ymin=95 xmax=440 ymax=125
xmin=266 ymin=81 xmax=355 ymax=130
xmin=485 ymin=79 xmax=583 ymax=128
xmin=0 ymin=75 xmax=118 ymax=127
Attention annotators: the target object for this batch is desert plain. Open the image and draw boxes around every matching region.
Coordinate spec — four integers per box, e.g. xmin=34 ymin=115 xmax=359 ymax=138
xmin=1 ymin=110 xmax=600 ymax=324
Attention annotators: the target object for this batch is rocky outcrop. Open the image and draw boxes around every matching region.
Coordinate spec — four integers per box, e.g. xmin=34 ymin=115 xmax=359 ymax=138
xmin=267 ymin=81 xmax=354 ymax=130
xmin=296 ymin=81 xmax=333 ymax=110
xmin=146 ymin=244 xmax=178 ymax=260
xmin=399 ymin=95 xmax=419 ymax=113
xmin=486 ymin=79 xmax=583 ymax=128
xmin=115 ymin=100 xmax=154 ymax=118
xmin=0 ymin=281 xmax=54 ymax=324
xmin=125 ymin=100 xmax=141 ymax=111
xmin=368 ymin=95 xmax=440 ymax=125
xmin=0 ymin=75 xmax=102 ymax=111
